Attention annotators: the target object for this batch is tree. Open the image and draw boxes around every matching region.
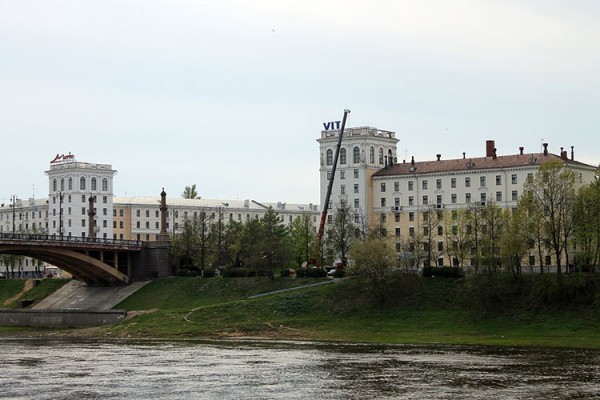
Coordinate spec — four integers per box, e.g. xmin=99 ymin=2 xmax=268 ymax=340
xmin=421 ymin=208 xmax=442 ymax=267
xmin=523 ymin=159 xmax=577 ymax=278
xmin=465 ymin=203 xmax=485 ymax=273
xmin=499 ymin=206 xmax=529 ymax=277
xmin=182 ymin=184 xmax=199 ymax=199
xmin=289 ymin=214 xmax=316 ymax=267
xmin=480 ymin=202 xmax=504 ymax=274
xmin=260 ymin=207 xmax=290 ymax=277
xmin=573 ymin=170 xmax=600 ymax=272
xmin=325 ymin=201 xmax=357 ymax=267
xmin=443 ymin=209 xmax=471 ymax=268
xmin=170 ymin=212 xmax=210 ymax=273
xmin=348 ymin=238 xmax=398 ymax=303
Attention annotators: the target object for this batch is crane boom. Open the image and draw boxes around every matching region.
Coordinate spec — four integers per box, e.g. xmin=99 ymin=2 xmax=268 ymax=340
xmin=313 ymin=109 xmax=350 ymax=267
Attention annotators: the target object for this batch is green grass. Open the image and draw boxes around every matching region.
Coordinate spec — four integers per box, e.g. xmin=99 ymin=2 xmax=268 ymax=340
xmin=3 ymin=273 xmax=600 ymax=349
xmin=0 ymin=279 xmax=69 ymax=308
xmin=0 ymin=280 xmax=26 ymax=305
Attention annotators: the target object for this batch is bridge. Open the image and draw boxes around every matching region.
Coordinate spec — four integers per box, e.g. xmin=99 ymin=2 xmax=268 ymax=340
xmin=0 ymin=233 xmax=171 ymax=285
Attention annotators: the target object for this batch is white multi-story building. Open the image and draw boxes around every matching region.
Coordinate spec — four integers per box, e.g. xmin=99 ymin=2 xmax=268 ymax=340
xmin=317 ymin=126 xmax=398 ymax=225
xmin=44 ymin=153 xmax=117 ymax=239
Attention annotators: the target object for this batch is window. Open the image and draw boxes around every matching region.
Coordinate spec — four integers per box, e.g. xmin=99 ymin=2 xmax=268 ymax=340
xmin=451 ymin=194 xmax=457 ymax=204
xmin=511 ymin=174 xmax=517 ymax=184
xmin=327 ymin=171 xmax=331 ymax=180
xmin=82 ymin=219 xmax=86 ymax=227
xmin=436 ymin=179 xmax=442 ymax=189
xmin=102 ymin=196 xmax=107 ymax=204
xmin=527 ymin=173 xmax=533 ymax=183
xmin=408 ymin=196 xmax=414 ymax=206
xmin=119 ymin=221 xmax=124 ymax=229
xmin=353 ymin=147 xmax=360 ymax=163
xmin=340 ymin=170 xmax=345 ymax=179
xmin=451 ymin=178 xmax=456 ymax=188
xmin=452 ymin=210 xmax=457 ymax=220
xmin=379 ymin=148 xmax=384 ymax=164
xmin=368 ymin=147 xmax=374 ymax=163
xmin=394 ymin=182 xmax=399 ymax=192
xmin=423 ymin=212 xmax=429 ymax=221
xmin=409 ymin=227 xmax=415 ymax=237
xmin=136 ymin=221 xmax=140 ymax=228
xmin=354 ymin=169 xmax=359 ymax=178
xmin=395 ymin=213 xmax=400 ymax=222
xmin=436 ymin=195 xmax=442 ymax=204
xmin=68 ymin=177 xmax=73 ymax=190
xmin=155 ymin=210 xmax=159 ymax=218
xmin=424 ymin=226 xmax=429 ymax=236
xmin=496 ymin=191 xmax=502 ymax=201
xmin=354 ymin=184 xmax=359 ymax=193
xmin=81 ymin=207 xmax=86 ymax=215
xmin=381 ymin=198 xmax=386 ymax=207
xmin=53 ymin=179 xmax=57 ymax=192
xmin=395 ymin=242 xmax=401 ymax=252
xmin=326 ymin=149 xmax=333 ymax=165
xmin=466 ymin=193 xmax=471 ymax=203
xmin=119 ymin=209 xmax=124 ymax=217
xmin=395 ymin=228 xmax=401 ymax=237
xmin=354 ymin=199 xmax=359 ymax=208
xmin=409 ymin=212 xmax=414 ymax=221
xmin=438 ymin=242 xmax=444 ymax=251
xmin=340 ymin=185 xmax=346 ymax=194
xmin=155 ymin=222 xmax=159 ymax=229
xmin=60 ymin=178 xmax=65 ymax=191
xmin=80 ymin=177 xmax=86 ymax=190
xmin=91 ymin=177 xmax=97 ymax=191
xmin=512 ymin=190 xmax=518 ymax=201
xmin=480 ymin=193 xmax=487 ymax=203
xmin=380 ymin=213 xmax=386 ymax=223
xmin=340 ymin=148 xmax=346 ymax=164
xmin=422 ymin=180 xmax=428 ymax=190
xmin=465 ymin=177 xmax=471 ymax=187
xmin=136 ymin=210 xmax=141 ymax=217
xmin=394 ymin=197 xmax=400 ymax=206
xmin=103 ymin=208 xmax=107 ymax=216
xmin=102 ymin=178 xmax=108 ymax=191
xmin=381 ymin=183 xmax=386 ymax=192
xmin=422 ymin=195 xmax=428 ymax=205
xmin=480 ymin=176 xmax=486 ymax=187
xmin=496 ymin=175 xmax=501 ymax=185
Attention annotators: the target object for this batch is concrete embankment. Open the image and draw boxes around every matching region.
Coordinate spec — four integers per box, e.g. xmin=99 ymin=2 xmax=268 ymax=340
xmin=0 ymin=308 xmax=126 ymax=327
xmin=0 ymin=279 xmax=151 ymax=328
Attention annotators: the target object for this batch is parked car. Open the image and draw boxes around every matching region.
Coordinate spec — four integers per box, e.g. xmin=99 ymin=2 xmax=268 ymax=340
xmin=327 ymin=269 xmax=337 ymax=277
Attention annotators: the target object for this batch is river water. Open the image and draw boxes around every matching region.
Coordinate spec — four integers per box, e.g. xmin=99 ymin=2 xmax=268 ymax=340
xmin=0 ymin=339 xmax=598 ymax=399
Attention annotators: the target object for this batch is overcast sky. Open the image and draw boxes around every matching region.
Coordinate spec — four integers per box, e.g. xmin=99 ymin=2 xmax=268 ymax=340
xmin=1 ymin=0 xmax=599 ymax=205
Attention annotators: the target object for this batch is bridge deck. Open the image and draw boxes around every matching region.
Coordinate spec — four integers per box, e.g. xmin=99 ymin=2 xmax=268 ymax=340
xmin=0 ymin=233 xmax=143 ymax=251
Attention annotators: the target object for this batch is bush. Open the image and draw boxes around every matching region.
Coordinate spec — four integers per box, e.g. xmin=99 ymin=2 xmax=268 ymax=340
xmin=422 ymin=266 xmax=464 ymax=278
xmin=333 ymin=269 xmax=346 ymax=278
xmin=296 ymin=267 xmax=327 ymax=278
xmin=202 ymin=268 xmax=216 ymax=278
xmin=223 ymin=268 xmax=257 ymax=278
xmin=178 ymin=269 xmax=199 ymax=277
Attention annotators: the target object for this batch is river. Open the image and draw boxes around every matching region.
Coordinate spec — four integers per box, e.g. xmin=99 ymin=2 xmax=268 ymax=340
xmin=0 ymin=339 xmax=598 ymax=399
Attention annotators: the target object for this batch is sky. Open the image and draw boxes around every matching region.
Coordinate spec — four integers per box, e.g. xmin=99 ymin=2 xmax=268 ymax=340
xmin=1 ymin=0 xmax=599 ymax=206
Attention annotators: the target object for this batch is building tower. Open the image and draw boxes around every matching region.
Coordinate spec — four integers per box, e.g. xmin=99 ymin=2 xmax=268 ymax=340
xmin=317 ymin=126 xmax=398 ymax=230
xmin=45 ymin=153 xmax=117 ymax=239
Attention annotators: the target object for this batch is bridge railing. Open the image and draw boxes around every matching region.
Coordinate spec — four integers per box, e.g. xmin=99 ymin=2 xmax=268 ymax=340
xmin=0 ymin=232 xmax=144 ymax=248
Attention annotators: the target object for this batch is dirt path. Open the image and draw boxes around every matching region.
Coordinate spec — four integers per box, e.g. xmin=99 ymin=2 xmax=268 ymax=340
xmin=3 ymin=279 xmax=34 ymax=305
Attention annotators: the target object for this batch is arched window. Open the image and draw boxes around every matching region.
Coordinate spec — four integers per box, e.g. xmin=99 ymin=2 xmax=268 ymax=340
xmin=379 ymin=148 xmax=384 ymax=164
xmin=68 ymin=177 xmax=73 ymax=190
xmin=102 ymin=178 xmax=108 ymax=192
xmin=340 ymin=148 xmax=346 ymax=164
xmin=369 ymin=147 xmax=375 ymax=164
xmin=91 ymin=177 xmax=97 ymax=191
xmin=353 ymin=147 xmax=360 ymax=163
xmin=388 ymin=149 xmax=393 ymax=164
xmin=60 ymin=178 xmax=65 ymax=191
xmin=53 ymin=179 xmax=57 ymax=192
xmin=80 ymin=177 xmax=86 ymax=190
xmin=326 ymin=149 xmax=333 ymax=165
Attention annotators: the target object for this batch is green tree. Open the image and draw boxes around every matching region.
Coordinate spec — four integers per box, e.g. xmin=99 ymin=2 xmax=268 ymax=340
xmin=182 ymin=184 xmax=199 ymax=199
xmin=480 ymin=202 xmax=504 ymax=274
xmin=573 ymin=170 xmax=600 ymax=271
xmin=443 ymin=209 xmax=471 ymax=268
xmin=289 ymin=214 xmax=316 ymax=267
xmin=325 ymin=201 xmax=357 ymax=267
xmin=260 ymin=207 xmax=290 ymax=277
xmin=523 ymin=159 xmax=577 ymax=278
xmin=348 ymin=238 xmax=398 ymax=303
xmin=500 ymin=206 xmax=529 ymax=277
xmin=170 ymin=212 xmax=210 ymax=273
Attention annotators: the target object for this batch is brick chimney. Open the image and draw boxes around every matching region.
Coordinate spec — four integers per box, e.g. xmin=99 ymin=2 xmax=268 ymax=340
xmin=486 ymin=140 xmax=495 ymax=157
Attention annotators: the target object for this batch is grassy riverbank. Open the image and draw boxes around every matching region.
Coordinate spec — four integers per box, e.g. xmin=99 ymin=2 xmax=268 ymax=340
xmin=2 ymin=274 xmax=600 ymax=348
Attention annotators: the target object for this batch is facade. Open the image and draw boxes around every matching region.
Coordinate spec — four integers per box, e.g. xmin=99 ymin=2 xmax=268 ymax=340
xmin=319 ymin=131 xmax=598 ymax=268
xmin=317 ymin=126 xmax=398 ymax=226
xmin=1 ymin=154 xmax=320 ymax=277
xmin=44 ymin=154 xmax=117 ymax=239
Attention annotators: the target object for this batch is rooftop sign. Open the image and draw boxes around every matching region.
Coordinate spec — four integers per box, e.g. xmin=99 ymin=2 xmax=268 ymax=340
xmin=50 ymin=153 xmax=75 ymax=164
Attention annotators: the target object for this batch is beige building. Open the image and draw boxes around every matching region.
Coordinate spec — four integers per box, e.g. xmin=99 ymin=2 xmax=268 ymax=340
xmin=371 ymin=141 xmax=597 ymax=267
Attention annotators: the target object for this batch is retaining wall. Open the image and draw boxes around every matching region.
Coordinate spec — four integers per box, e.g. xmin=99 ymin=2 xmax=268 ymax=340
xmin=0 ymin=309 xmax=126 ymax=328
